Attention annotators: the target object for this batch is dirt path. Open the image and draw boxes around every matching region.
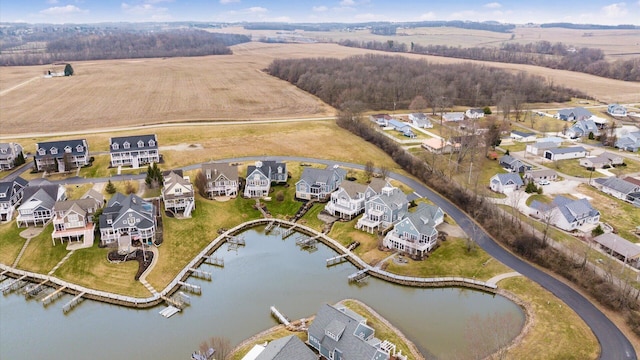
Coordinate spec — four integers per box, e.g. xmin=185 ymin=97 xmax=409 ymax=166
xmin=0 ymin=76 xmax=40 ymax=96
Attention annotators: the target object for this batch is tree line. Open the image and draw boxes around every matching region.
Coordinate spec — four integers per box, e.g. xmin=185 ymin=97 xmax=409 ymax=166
xmin=338 ymin=39 xmax=640 ymax=81
xmin=0 ymin=30 xmax=250 ymax=66
xmin=267 ymin=54 xmax=587 ymax=111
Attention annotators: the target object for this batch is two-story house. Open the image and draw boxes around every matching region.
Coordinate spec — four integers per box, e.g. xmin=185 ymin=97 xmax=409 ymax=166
xmin=162 ymin=171 xmax=195 ymax=216
xmin=499 ymin=155 xmax=531 ymax=173
xmin=0 ymin=176 xmax=28 ymax=222
xmin=295 ymin=165 xmax=346 ymax=201
xmin=51 ymin=190 xmax=103 ymax=248
xmin=34 ymin=139 xmax=89 ymax=173
xmin=607 ymin=104 xmax=627 ymax=117
xmin=16 ymin=181 xmax=67 ymax=227
xmin=529 ymin=196 xmax=600 ymax=232
xmin=489 ymin=173 xmax=524 ymax=194
xmin=307 ymin=303 xmax=397 ymax=360
xmin=382 ymin=203 xmax=444 ymax=258
xmin=99 ymin=193 xmax=157 ymax=247
xmin=408 ymin=112 xmax=433 ymax=128
xmin=109 ymin=134 xmax=159 ymax=168
xmin=565 ymin=119 xmax=599 ymax=139
xmin=356 ymin=186 xmax=408 ymax=233
xmin=244 ymin=160 xmax=287 ymax=198
xmin=555 ymin=107 xmax=593 ymax=121
xmin=0 ymin=143 xmax=24 ymax=171
xmin=202 ymin=163 xmax=239 ymax=198
xmin=324 ymin=178 xmax=390 ymax=220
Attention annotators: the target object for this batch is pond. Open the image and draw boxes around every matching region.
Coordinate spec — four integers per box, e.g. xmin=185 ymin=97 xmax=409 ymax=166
xmin=0 ymin=228 xmax=524 ymax=359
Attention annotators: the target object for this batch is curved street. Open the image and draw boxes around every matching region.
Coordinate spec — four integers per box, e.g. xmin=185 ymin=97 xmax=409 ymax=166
xmin=30 ymin=155 xmax=638 ymax=360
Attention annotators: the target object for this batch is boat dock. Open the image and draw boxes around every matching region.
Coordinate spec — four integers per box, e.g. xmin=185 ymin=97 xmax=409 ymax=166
xmin=226 ymin=234 xmax=245 ymax=251
xmin=62 ymin=292 xmax=85 ymax=314
xmin=281 ymin=225 xmax=297 ymax=239
xmin=326 ymin=254 xmax=349 ymax=267
xmin=159 ymin=306 xmax=181 ymax=318
xmin=188 ymin=268 xmax=212 ymax=281
xmin=42 ymin=286 xmax=67 ymax=306
xmin=177 ymin=281 xmax=202 ymax=294
xmin=1 ymin=275 xmax=27 ymax=295
xmin=203 ymin=256 xmax=224 ymax=267
xmin=348 ymin=269 xmax=370 ymax=283
xmin=270 ymin=305 xmax=290 ymax=326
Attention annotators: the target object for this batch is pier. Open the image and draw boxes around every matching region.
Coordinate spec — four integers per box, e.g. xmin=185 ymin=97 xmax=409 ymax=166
xmin=264 ymin=221 xmax=277 ymax=234
xmin=178 ymin=281 xmax=202 ymax=295
xmin=1 ymin=275 xmax=27 ymax=295
xmin=226 ymin=234 xmax=245 ymax=251
xmin=281 ymin=225 xmax=297 ymax=239
xmin=62 ymin=292 xmax=85 ymax=314
xmin=348 ymin=269 xmax=370 ymax=283
xmin=270 ymin=305 xmax=290 ymax=326
xmin=23 ymin=279 xmax=49 ymax=298
xmin=326 ymin=254 xmax=349 ymax=267
xmin=159 ymin=306 xmax=181 ymax=318
xmin=42 ymin=286 xmax=67 ymax=306
xmin=188 ymin=268 xmax=212 ymax=281
xmin=203 ymin=256 xmax=224 ymax=267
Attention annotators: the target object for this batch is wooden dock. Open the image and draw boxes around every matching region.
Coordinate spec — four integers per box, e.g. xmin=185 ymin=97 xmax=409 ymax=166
xmin=177 ymin=281 xmax=202 ymax=295
xmin=42 ymin=286 xmax=67 ymax=306
xmin=62 ymin=292 xmax=85 ymax=314
xmin=270 ymin=305 xmax=290 ymax=326
xmin=326 ymin=254 xmax=349 ymax=267
xmin=227 ymin=234 xmax=245 ymax=251
xmin=281 ymin=225 xmax=297 ymax=239
xmin=188 ymin=268 xmax=212 ymax=281
xmin=264 ymin=221 xmax=276 ymax=234
xmin=348 ymin=269 xmax=369 ymax=283
xmin=1 ymin=275 xmax=27 ymax=295
xmin=203 ymin=256 xmax=224 ymax=267
xmin=159 ymin=306 xmax=181 ymax=318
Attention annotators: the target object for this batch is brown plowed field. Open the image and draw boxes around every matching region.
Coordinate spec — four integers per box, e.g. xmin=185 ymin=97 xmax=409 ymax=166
xmin=1 ymin=42 xmax=638 ymax=135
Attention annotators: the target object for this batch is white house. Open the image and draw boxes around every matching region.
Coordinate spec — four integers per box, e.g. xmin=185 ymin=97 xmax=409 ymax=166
xmin=382 ymin=203 xmax=444 ymax=258
xmin=565 ymin=119 xmax=599 ymax=139
xmin=162 ymin=171 xmax=195 ymax=216
xmin=593 ymin=177 xmax=640 ymax=201
xmin=244 ymin=160 xmax=287 ymax=198
xmin=202 ymin=163 xmax=238 ymax=198
xmin=543 ymin=147 xmax=587 ymax=161
xmin=489 ymin=173 xmax=524 ymax=193
xmin=356 ymin=186 xmax=408 ymax=233
xmin=109 ymin=134 xmax=159 ymax=168
xmin=16 ymin=182 xmax=67 ymax=227
xmin=0 ymin=176 xmax=28 ymax=222
xmin=529 ymin=196 xmax=600 ymax=232
xmin=370 ymin=114 xmax=393 ymax=127
xmin=325 ymin=178 xmax=390 ymax=219
xmin=0 ymin=143 xmax=24 ymax=171
xmin=34 ymin=139 xmax=89 ymax=173
xmin=510 ymin=131 xmax=536 ymax=142
xmin=607 ymin=104 xmax=627 ymax=117
xmin=442 ymin=112 xmax=465 ymax=122
xmin=579 ymin=152 xmax=624 ymax=169
xmin=524 ymin=169 xmax=558 ymax=183
xmin=526 ymin=141 xmax=559 ymax=156
xmin=465 ymin=108 xmax=485 ymax=119
xmin=615 ymin=130 xmax=640 ymax=152
xmin=408 ymin=113 xmax=433 ymax=128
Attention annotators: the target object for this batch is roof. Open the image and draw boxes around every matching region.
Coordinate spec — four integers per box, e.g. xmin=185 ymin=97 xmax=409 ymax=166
xmin=339 ymin=180 xmax=368 ymax=198
xmin=254 ymin=335 xmax=316 ymax=360
xmin=404 ymin=203 xmax=443 ymax=235
xmin=443 ymin=112 xmax=464 ymax=120
xmin=53 ymin=198 xmax=100 ymax=213
xmin=409 ymin=112 xmax=427 ymax=120
xmin=553 ymin=196 xmax=599 ymax=223
xmin=511 ymin=131 xmax=535 ymax=138
xmin=202 ymin=162 xmax=238 ymax=182
xmin=526 ymin=169 xmax=557 ymax=178
xmin=376 ymin=187 xmax=408 ymax=210
xmin=246 ymin=160 xmax=286 ymax=179
xmin=367 ymin=178 xmax=389 ymax=194
xmin=594 ymin=177 xmax=640 ymax=195
xmin=0 ymin=176 xmax=28 ymax=203
xmin=35 ymin=139 xmax=87 ymax=159
xmin=623 ymin=177 xmax=640 ymax=187
xmin=81 ymin=188 xmax=104 ymax=204
xmin=0 ymin=143 xmax=21 ymax=160
xmin=422 ymin=138 xmax=448 ymax=150
xmin=593 ymin=233 xmax=640 ymax=259
xmin=532 ymin=142 xmax=559 ymax=150
xmin=536 ymin=137 xmax=563 ymax=144
xmin=557 ymin=107 xmax=593 ymax=119
xmin=467 ymin=108 xmax=484 ymax=114
xmin=307 ymin=304 xmax=386 ymax=360
xmin=492 ymin=173 xmax=524 ymax=186
xmin=371 ymin=114 xmax=393 ymax=120
xmin=299 ymin=165 xmax=346 ymax=186
xmin=163 ymin=171 xmax=193 ymax=199
xmin=100 ymin=193 xmax=155 ymax=230
xmin=110 ymin=134 xmax=158 ymax=152
xmin=387 ymin=119 xmax=408 ymax=129
xmin=22 ymin=184 xmax=64 ymax=205
xmin=545 ymin=147 xmax=587 ymax=155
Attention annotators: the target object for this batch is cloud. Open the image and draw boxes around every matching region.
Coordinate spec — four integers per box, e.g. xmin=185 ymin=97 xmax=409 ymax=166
xmin=340 ymin=0 xmax=355 ymax=5
xmin=219 ymin=0 xmax=240 ymax=4
xmin=313 ymin=5 xmax=328 ymax=12
xmin=602 ymin=2 xmax=628 ymax=17
xmin=39 ymin=5 xmax=87 ymax=15
xmin=484 ymin=2 xmax=501 ymax=8
xmin=121 ymin=2 xmax=171 ymax=20
xmin=247 ymin=6 xmax=267 ymax=13
xmin=419 ymin=12 xmax=436 ymax=20
xmin=46 ymin=0 xmax=59 ymax=4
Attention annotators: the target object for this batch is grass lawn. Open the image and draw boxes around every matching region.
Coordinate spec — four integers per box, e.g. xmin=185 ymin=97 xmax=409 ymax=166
xmin=501 ymin=142 xmax=527 ymax=153
xmin=230 ymin=327 xmax=305 ymax=360
xmin=0 ymin=222 xmax=27 ymax=265
xmin=501 ymin=277 xmax=599 ymax=360
xmin=142 ymin=187 xmax=162 ymax=198
xmin=610 ymin=157 xmax=640 ymax=176
xmin=577 ymin=184 xmax=640 ymax=242
xmin=384 ymin=237 xmax=511 ymax=281
xmin=297 ymin=203 xmax=325 ymax=232
xmin=549 ymin=159 xmax=604 ymax=179
xmin=329 ymin=218 xmax=386 ymax=266
xmin=525 ymin=194 xmax=550 ymax=206
xmin=65 ymin=183 xmax=94 ymax=200
xmin=55 ymin=243 xmax=149 ymax=297
xmin=16 ymin=224 xmax=69 ymax=274
xmin=79 ymin=155 xmax=114 ymax=178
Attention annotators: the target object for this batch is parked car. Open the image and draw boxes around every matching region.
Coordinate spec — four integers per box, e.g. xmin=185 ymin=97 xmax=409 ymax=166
xmin=538 ymin=179 xmax=550 ymax=186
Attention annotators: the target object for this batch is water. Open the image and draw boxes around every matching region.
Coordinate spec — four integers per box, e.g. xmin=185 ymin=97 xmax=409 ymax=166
xmin=0 ymin=228 xmax=524 ymax=359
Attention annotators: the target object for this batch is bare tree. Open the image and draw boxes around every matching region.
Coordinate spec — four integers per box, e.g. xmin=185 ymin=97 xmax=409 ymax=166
xmin=364 ymin=161 xmax=375 ymax=181
xmin=497 ymin=93 xmax=513 ymax=121
xmin=408 ymin=95 xmax=428 ymax=111
xmin=198 ymin=336 xmax=231 ymax=360
xmin=195 ymin=170 xmax=208 ymax=198
xmin=512 ymin=93 xmax=526 ymax=122
xmin=378 ymin=165 xmax=390 ymax=180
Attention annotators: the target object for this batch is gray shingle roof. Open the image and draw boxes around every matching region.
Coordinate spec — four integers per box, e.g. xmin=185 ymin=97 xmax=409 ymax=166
xmin=553 ymin=196 xmax=599 ymax=223
xmin=246 ymin=160 xmax=286 ymax=179
xmin=546 ymin=146 xmax=587 ymax=155
xmin=0 ymin=176 xmax=27 ymax=203
xmin=377 ymin=187 xmax=408 ymax=209
xmin=367 ymin=178 xmax=389 ymax=194
xmin=0 ymin=143 xmax=21 ymax=161
xmin=511 ymin=130 xmax=535 ymax=137
xmin=110 ymin=134 xmax=158 ymax=153
xmin=494 ymin=173 xmax=524 ymax=186
xmin=202 ymin=163 xmax=238 ymax=182
xmin=255 ymin=335 xmax=316 ymax=360
xmin=532 ymin=142 xmax=559 ymax=150
xmin=557 ymin=107 xmax=593 ymax=119
xmin=594 ymin=233 xmax=640 ymax=259
xmin=594 ymin=177 xmax=640 ymax=195
xmin=405 ymin=203 xmax=443 ymax=235
xmin=35 ymin=139 xmax=87 ymax=159
xmin=100 ymin=193 xmax=155 ymax=229
xmin=339 ymin=180 xmax=368 ymax=198
xmin=526 ymin=169 xmax=557 ymax=179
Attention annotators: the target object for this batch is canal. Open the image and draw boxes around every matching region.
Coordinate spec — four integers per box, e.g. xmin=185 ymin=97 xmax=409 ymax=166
xmin=0 ymin=228 xmax=524 ymax=359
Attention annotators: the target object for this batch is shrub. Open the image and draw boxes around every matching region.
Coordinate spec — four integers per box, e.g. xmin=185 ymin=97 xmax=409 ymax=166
xmin=592 ymin=224 xmax=604 ymax=237
xmin=483 ymin=106 xmax=492 ymax=114
xmin=275 ymin=190 xmax=285 ymax=202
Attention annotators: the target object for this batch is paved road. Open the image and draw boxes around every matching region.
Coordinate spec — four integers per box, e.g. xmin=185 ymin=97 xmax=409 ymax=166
xmin=20 ymin=155 xmax=638 ymax=360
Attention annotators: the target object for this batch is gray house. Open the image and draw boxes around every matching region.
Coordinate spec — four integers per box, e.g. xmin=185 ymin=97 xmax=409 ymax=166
xmin=99 ymin=193 xmax=157 ymax=246
xmin=16 ymin=181 xmax=67 ymax=227
xmin=34 ymin=139 xmax=89 ymax=173
xmin=615 ymin=131 xmax=640 ymax=152
xmin=325 ymin=178 xmax=390 ymax=219
xmin=162 ymin=171 xmax=195 ymax=216
xmin=566 ymin=119 xmax=599 ymax=139
xmin=109 ymin=134 xmax=159 ymax=168
xmin=244 ymin=160 xmax=287 ymax=198
xmin=356 ymin=186 xmax=408 ymax=233
xmin=295 ymin=165 xmax=346 ymax=201
xmin=593 ymin=177 xmax=640 ymax=202
xmin=0 ymin=143 xmax=24 ymax=171
xmin=249 ymin=335 xmax=316 ymax=360
xmin=555 ymin=107 xmax=593 ymax=121
xmin=489 ymin=173 xmax=524 ymax=193
xmin=382 ymin=203 xmax=444 ymax=257
xmin=202 ymin=163 xmax=239 ymax=198
xmin=0 ymin=176 xmax=28 ymax=222
xmin=307 ymin=303 xmax=398 ymax=360
xmin=499 ymin=155 xmax=531 ymax=173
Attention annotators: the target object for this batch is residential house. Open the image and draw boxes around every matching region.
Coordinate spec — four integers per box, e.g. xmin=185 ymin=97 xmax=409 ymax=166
xmin=296 ymin=165 xmax=346 ymax=201
xmin=536 ymin=137 xmax=563 ymax=145
xmin=99 ymin=193 xmax=157 ymax=246
xmin=615 ymin=131 xmax=640 ymax=152
xmin=565 ymin=119 xmax=599 ymax=139
xmin=408 ymin=113 xmax=433 ymax=128
xmin=34 ymin=139 xmax=89 ymax=173
xmin=0 ymin=143 xmax=23 ymax=171
xmin=524 ymin=169 xmax=558 ymax=183
xmin=489 ymin=173 xmax=524 ymax=193
xmin=201 ymin=163 xmax=238 ymax=198
xmin=442 ymin=112 xmax=465 ymax=122
xmin=465 ymin=108 xmax=485 ymax=119
xmin=109 ymin=134 xmax=159 ymax=168
xmin=242 ymin=335 xmax=316 ymax=360
xmin=529 ymin=196 xmax=600 ymax=232
xmin=593 ymin=177 xmax=640 ymax=202
xmin=421 ymin=138 xmax=456 ymax=154
xmin=324 ymin=178 xmax=390 ymax=219
xmin=579 ymin=152 xmax=624 ymax=169
xmin=162 ymin=171 xmax=195 ymax=216
xmin=526 ymin=141 xmax=559 ymax=156
xmin=356 ymin=186 xmax=408 ymax=233
xmin=307 ymin=303 xmax=398 ymax=360
xmin=387 ymin=119 xmax=416 ymax=138
xmin=499 ymin=155 xmax=531 ymax=173
xmin=370 ymin=114 xmax=393 ymax=127
xmin=16 ymin=181 xmax=67 ymax=227
xmin=510 ymin=131 xmax=536 ymax=142
xmin=244 ymin=160 xmax=287 ymax=198
xmin=543 ymin=147 xmax=587 ymax=161
xmin=51 ymin=191 xmax=103 ymax=247
xmin=0 ymin=176 xmax=28 ymax=222
xmin=607 ymin=104 xmax=627 ymax=117
xmin=593 ymin=233 xmax=640 ymax=269
xmin=555 ymin=107 xmax=593 ymax=121
xmin=382 ymin=203 xmax=444 ymax=257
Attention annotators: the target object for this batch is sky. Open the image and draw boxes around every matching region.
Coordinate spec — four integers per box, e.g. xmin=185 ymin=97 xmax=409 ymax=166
xmin=1 ymin=0 xmax=639 ymax=25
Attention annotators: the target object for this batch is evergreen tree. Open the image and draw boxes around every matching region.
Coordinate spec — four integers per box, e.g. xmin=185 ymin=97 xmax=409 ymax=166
xmin=64 ymin=63 xmax=74 ymax=76
xmin=105 ymin=180 xmax=116 ymax=194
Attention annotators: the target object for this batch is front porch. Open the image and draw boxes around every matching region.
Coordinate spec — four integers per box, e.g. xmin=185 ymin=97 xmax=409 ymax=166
xmin=51 ymin=223 xmax=95 ymax=249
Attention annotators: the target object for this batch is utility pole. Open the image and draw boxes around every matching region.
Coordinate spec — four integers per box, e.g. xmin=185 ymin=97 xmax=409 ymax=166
xmin=468 ymin=161 xmax=473 ymax=184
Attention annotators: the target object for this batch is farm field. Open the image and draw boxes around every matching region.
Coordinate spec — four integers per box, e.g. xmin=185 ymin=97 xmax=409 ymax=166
xmin=2 ymin=41 xmax=640 ymax=136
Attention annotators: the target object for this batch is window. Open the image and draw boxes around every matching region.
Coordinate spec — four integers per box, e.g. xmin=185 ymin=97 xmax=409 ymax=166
xmin=137 ymin=140 xmax=144 ymax=148
xmin=50 ymin=148 xmax=58 ymax=155
xmin=76 ymin=145 xmax=84 ymax=152
xmin=123 ymin=142 xmax=130 ymax=149
xmin=148 ymin=140 xmax=155 ymax=147
xmin=112 ymin=143 xmax=119 ymax=150
xmin=38 ymin=148 xmax=46 ymax=155
xmin=64 ymin=146 xmax=72 ymax=153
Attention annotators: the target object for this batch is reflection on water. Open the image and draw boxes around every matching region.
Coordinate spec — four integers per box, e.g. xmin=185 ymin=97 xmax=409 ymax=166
xmin=0 ymin=228 xmax=524 ymax=359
